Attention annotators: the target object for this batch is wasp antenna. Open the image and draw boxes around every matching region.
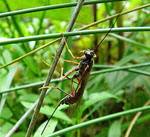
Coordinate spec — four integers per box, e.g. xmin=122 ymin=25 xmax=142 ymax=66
xmin=94 ymin=3 xmax=126 ymax=52
xmin=41 ymin=103 xmax=61 ymax=135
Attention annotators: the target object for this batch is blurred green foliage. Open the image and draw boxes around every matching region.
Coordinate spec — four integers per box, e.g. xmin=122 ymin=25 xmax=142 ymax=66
xmin=0 ymin=0 xmax=150 ymax=137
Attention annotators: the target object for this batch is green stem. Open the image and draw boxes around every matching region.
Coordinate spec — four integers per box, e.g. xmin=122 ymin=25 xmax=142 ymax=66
xmin=1 ymin=27 xmax=149 ymax=45
xmin=92 ymin=62 xmax=150 ymax=76
xmin=47 ymin=106 xmax=150 ymax=137
xmin=110 ymin=33 xmax=149 ymax=50
xmin=0 ymin=0 xmax=125 ymax=18
xmin=1 ymin=62 xmax=149 ymax=94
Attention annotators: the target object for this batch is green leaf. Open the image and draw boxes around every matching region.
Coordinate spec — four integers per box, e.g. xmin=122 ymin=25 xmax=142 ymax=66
xmin=40 ymin=105 xmax=72 ymax=124
xmin=13 ymin=46 xmax=40 ymax=75
xmin=11 ymin=132 xmax=26 ymax=137
xmin=111 ymin=72 xmax=137 ymax=94
xmin=108 ymin=121 xmax=121 ymax=137
xmin=0 ymin=121 xmax=13 ymax=136
xmin=82 ymin=92 xmax=120 ymax=112
xmin=21 ymin=101 xmax=33 ymax=108
xmin=0 ymin=65 xmax=18 ymax=114
xmin=19 ymin=93 xmax=39 ymax=102
xmin=111 ymin=33 xmax=150 ymax=51
xmin=117 ymin=51 xmax=148 ymax=66
xmin=21 ymin=101 xmax=72 ymax=123
xmin=34 ymin=119 xmax=58 ymax=137
xmin=0 ymin=107 xmax=12 ymax=121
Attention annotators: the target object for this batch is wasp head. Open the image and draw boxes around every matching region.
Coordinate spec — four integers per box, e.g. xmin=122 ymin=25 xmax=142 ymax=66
xmin=84 ymin=50 xmax=96 ymax=59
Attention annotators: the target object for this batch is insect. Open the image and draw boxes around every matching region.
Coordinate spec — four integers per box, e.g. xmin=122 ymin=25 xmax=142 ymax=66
xmin=41 ymin=49 xmax=96 ymax=135
xmin=41 ymin=3 xmax=125 ymax=135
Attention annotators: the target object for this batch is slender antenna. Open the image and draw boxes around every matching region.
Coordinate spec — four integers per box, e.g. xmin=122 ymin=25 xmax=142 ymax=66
xmin=94 ymin=3 xmax=126 ymax=52
xmin=41 ymin=103 xmax=61 ymax=135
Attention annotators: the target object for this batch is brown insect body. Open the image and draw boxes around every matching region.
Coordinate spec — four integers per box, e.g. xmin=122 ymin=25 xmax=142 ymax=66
xmin=41 ymin=50 xmax=95 ymax=135
xmin=61 ymin=50 xmax=94 ymax=105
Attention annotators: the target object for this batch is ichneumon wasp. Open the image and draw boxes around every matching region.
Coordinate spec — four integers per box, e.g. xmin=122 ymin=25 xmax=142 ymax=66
xmin=41 ymin=2 xmax=126 ymax=135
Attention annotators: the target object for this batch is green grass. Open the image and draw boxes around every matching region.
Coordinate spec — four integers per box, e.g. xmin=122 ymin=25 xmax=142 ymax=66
xmin=0 ymin=0 xmax=150 ymax=137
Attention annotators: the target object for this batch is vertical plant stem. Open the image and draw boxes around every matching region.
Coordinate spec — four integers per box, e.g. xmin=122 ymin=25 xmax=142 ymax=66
xmin=33 ymin=10 xmax=46 ymax=50
xmin=92 ymin=4 xmax=99 ymax=63
xmin=3 ymin=0 xmax=29 ymax=52
xmin=25 ymin=0 xmax=86 ymax=137
xmin=115 ymin=1 xmax=125 ymax=59
xmin=62 ymin=0 xmax=75 ymax=97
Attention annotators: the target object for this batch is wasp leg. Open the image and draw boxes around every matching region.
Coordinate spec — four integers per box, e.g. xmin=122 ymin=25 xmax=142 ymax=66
xmin=41 ymin=57 xmax=51 ymax=67
xmin=40 ymin=86 xmax=70 ymax=96
xmin=71 ymin=78 xmax=76 ymax=96
xmin=62 ymin=68 xmax=79 ymax=79
xmin=62 ymin=74 xmax=79 ymax=84
xmin=59 ymin=58 xmax=79 ymax=64
xmin=62 ymin=35 xmax=81 ymax=60
xmin=76 ymin=77 xmax=80 ymax=83
xmin=52 ymin=56 xmax=79 ymax=65
xmin=77 ymin=65 xmax=89 ymax=85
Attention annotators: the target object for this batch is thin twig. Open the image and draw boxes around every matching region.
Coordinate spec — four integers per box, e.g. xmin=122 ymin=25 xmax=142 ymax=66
xmin=0 ymin=38 xmax=60 ymax=69
xmin=0 ymin=77 xmax=63 ymax=94
xmin=25 ymin=0 xmax=86 ymax=137
xmin=124 ymin=100 xmax=150 ymax=137
xmin=79 ymin=4 xmax=150 ymax=30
